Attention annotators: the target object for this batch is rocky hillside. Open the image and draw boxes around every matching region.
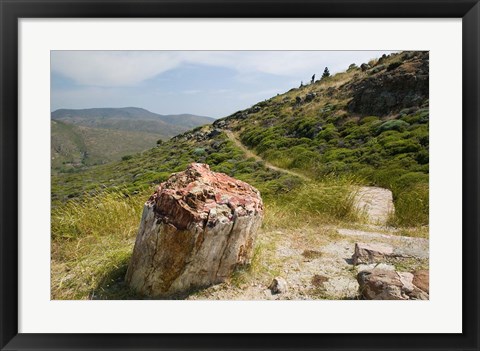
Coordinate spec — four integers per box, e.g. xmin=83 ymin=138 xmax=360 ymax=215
xmin=214 ymin=51 xmax=428 ymax=184
xmin=51 ymin=107 xmax=214 ymax=172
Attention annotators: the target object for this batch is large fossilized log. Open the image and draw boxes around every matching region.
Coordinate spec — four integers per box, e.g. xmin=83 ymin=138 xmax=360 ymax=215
xmin=125 ymin=163 xmax=263 ymax=298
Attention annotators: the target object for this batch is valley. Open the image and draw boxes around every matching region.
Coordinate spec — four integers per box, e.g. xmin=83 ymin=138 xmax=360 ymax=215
xmin=51 ymin=107 xmax=214 ymax=172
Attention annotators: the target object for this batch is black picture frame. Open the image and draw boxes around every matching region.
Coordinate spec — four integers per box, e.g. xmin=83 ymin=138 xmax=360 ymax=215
xmin=1 ymin=1 xmax=479 ymax=350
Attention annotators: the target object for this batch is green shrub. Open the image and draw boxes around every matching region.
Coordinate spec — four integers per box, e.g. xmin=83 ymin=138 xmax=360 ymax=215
xmin=377 ymin=120 xmax=410 ymax=134
xmin=384 ymin=139 xmax=421 ymax=155
xmin=358 ymin=116 xmax=380 ymax=125
xmin=392 ymin=172 xmax=429 ymax=194
xmin=193 ymin=148 xmax=206 ymax=156
xmin=316 ymin=124 xmax=339 ymax=142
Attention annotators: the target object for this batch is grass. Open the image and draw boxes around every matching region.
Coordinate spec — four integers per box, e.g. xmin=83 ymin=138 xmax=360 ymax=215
xmin=388 ymin=183 xmax=429 ymax=227
xmin=51 ymin=177 xmax=365 ymax=299
xmin=51 ymin=190 xmax=150 ymax=299
xmin=51 ymin=120 xmax=162 ymax=173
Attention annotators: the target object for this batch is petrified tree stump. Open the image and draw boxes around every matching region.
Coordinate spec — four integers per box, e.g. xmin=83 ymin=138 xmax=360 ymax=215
xmin=125 ymin=163 xmax=264 ymax=298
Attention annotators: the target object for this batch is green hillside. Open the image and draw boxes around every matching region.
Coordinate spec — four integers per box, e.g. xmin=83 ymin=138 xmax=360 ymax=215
xmin=51 ymin=120 xmax=162 ymax=172
xmin=51 ymin=51 xmax=429 ymax=299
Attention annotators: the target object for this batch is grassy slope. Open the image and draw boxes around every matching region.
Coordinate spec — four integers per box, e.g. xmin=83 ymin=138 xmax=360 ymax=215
xmin=51 ymin=120 xmax=161 ymax=172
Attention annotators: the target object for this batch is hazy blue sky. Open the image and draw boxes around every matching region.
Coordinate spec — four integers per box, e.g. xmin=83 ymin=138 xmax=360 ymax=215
xmin=51 ymin=51 xmax=395 ymax=119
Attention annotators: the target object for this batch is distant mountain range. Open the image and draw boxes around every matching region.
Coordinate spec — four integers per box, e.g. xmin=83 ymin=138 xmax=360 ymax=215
xmin=51 ymin=107 xmax=214 ymax=172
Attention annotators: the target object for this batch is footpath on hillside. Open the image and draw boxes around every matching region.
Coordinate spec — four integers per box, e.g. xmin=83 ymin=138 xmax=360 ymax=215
xmin=224 ymin=130 xmax=310 ymax=182
xmin=224 ymin=129 xmax=394 ymax=226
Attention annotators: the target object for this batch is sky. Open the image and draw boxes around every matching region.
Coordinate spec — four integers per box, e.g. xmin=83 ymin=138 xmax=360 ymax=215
xmin=51 ymin=51 xmax=395 ymax=119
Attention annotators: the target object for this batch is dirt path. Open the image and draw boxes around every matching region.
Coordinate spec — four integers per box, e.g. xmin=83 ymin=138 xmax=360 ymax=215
xmin=224 ymin=129 xmax=394 ymax=225
xmin=224 ymin=130 xmax=310 ymax=181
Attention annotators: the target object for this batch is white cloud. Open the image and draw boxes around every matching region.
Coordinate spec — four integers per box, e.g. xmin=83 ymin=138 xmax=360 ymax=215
xmin=51 ymin=50 xmax=394 ymax=88
xmin=51 ymin=51 xmax=181 ymax=87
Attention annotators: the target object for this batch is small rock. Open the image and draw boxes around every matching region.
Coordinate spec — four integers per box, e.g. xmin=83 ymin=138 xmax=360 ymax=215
xmin=357 ymin=268 xmax=429 ymax=300
xmin=249 ymin=105 xmax=261 ymax=114
xmin=352 ymin=242 xmax=394 ymax=265
xmin=207 ymin=129 xmax=222 ymax=138
xmin=356 ymin=263 xmax=395 ymax=272
xmin=357 ymin=269 xmax=408 ymax=300
xmin=305 ymin=92 xmax=316 ymax=102
xmin=269 ymin=277 xmax=288 ymax=294
xmin=412 ymin=269 xmax=429 ymax=293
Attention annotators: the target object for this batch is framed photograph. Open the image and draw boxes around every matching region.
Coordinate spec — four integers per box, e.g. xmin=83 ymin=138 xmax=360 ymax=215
xmin=1 ymin=0 xmax=478 ymax=350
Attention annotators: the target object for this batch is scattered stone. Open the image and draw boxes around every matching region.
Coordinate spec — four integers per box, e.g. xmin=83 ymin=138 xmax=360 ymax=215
xmin=357 ymin=268 xmax=429 ymax=300
xmin=412 ymin=269 xmax=429 ymax=293
xmin=269 ymin=277 xmax=288 ymax=294
xmin=207 ymin=128 xmax=222 ymax=138
xmin=212 ymin=119 xmax=227 ymax=128
xmin=360 ymin=63 xmax=369 ymax=71
xmin=249 ymin=105 xmax=261 ymax=114
xmin=305 ymin=92 xmax=316 ymax=102
xmin=356 ymin=263 xmax=395 ymax=273
xmin=125 ymin=163 xmax=264 ymax=298
xmin=352 ymin=242 xmax=394 ymax=265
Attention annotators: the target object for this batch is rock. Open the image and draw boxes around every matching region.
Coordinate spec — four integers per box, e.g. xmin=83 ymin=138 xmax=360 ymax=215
xmin=125 ymin=163 xmax=264 ymax=298
xmin=360 ymin=63 xmax=369 ymax=71
xmin=347 ymin=52 xmax=429 ymax=115
xmin=356 ymin=263 xmax=395 ymax=273
xmin=269 ymin=277 xmax=288 ymax=294
xmin=249 ymin=105 xmax=261 ymax=114
xmin=213 ymin=119 xmax=227 ymax=128
xmin=352 ymin=242 xmax=394 ymax=265
xmin=295 ymin=96 xmax=302 ymax=104
xmin=305 ymin=92 xmax=316 ymax=102
xmin=412 ymin=269 xmax=429 ymax=293
xmin=207 ymin=128 xmax=222 ymax=138
xmin=357 ymin=268 xmax=429 ymax=300
xmin=357 ymin=269 xmax=409 ymax=300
